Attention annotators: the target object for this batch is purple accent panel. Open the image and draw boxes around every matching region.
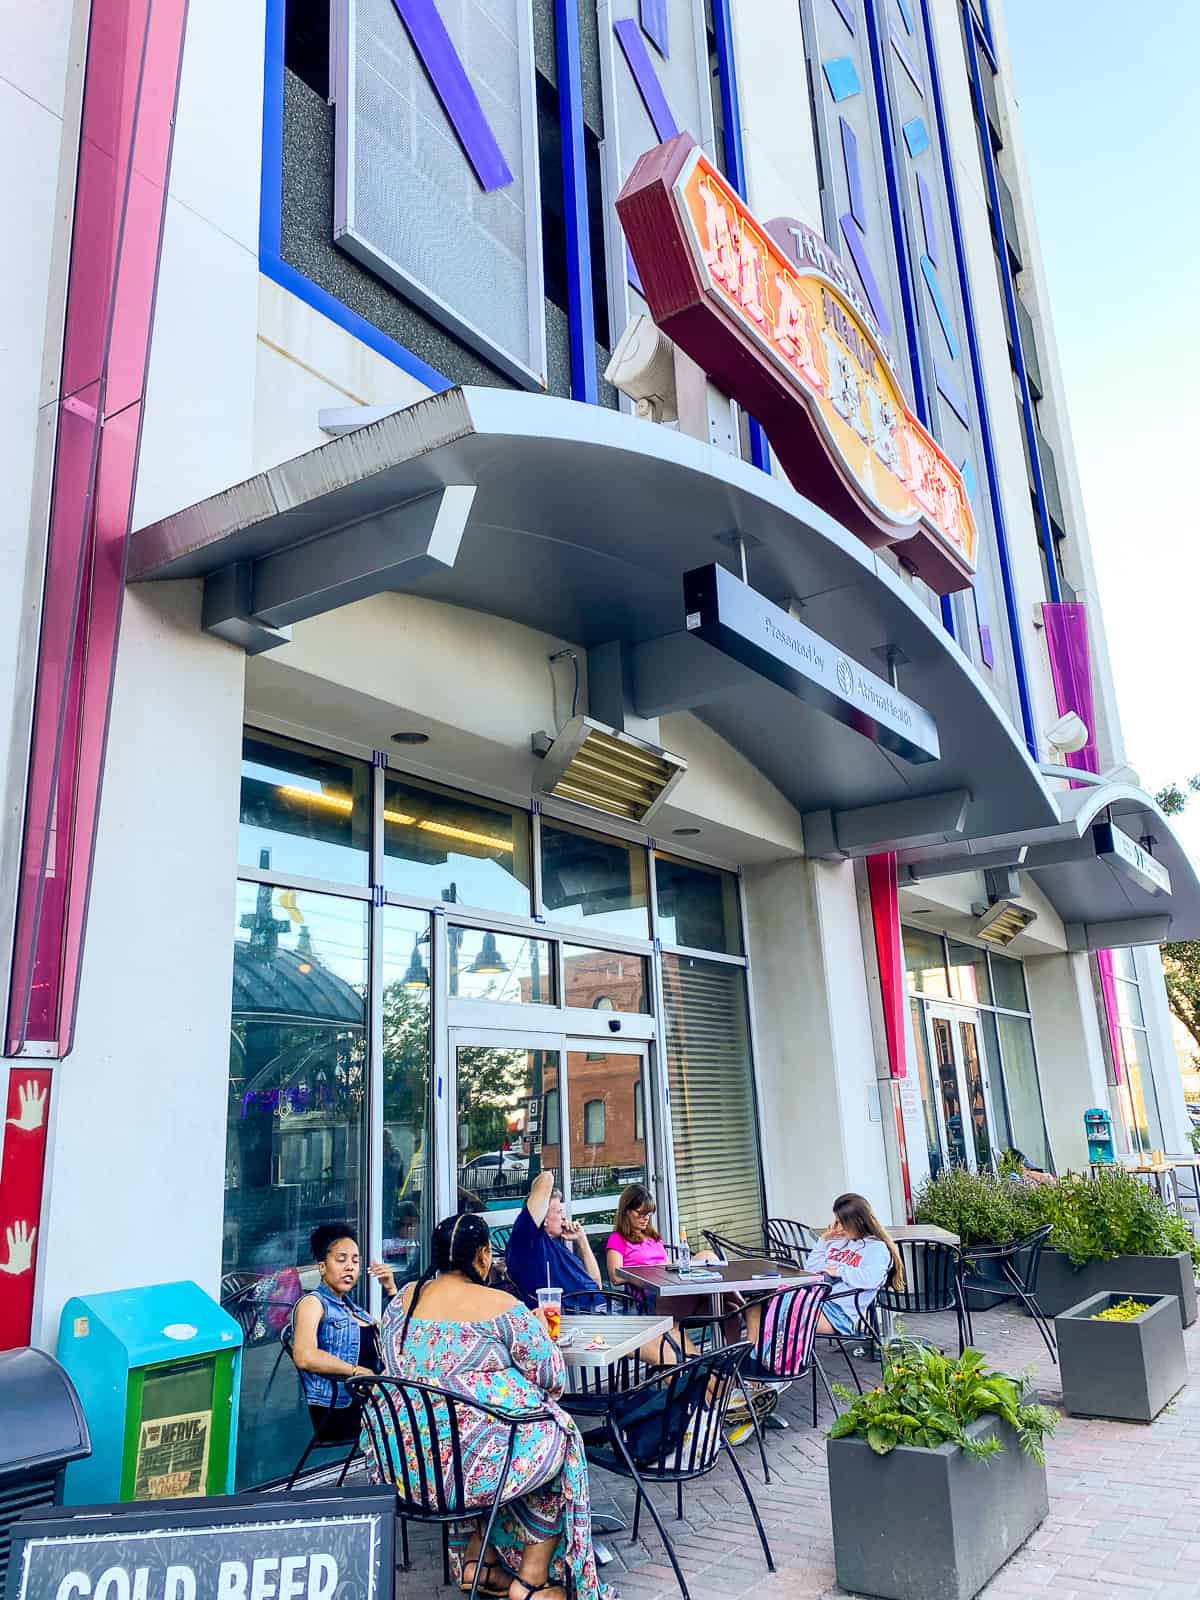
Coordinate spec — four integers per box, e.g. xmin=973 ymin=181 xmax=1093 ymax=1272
xmin=890 ymin=21 xmax=924 ymax=94
xmin=390 ymin=0 xmax=514 ymax=192
xmin=7 ymin=0 xmax=190 ymax=1055
xmin=935 ymin=361 xmax=969 ymax=425
xmin=640 ymin=0 xmax=669 ymax=57
xmin=839 ymin=213 xmax=892 ymax=339
xmin=973 ymin=592 xmax=995 ymax=668
xmin=916 ymin=171 xmax=939 ymax=266
xmin=626 ymin=240 xmax=644 ymax=295
xmin=614 ymin=18 xmax=679 ymax=141
xmin=1097 ymin=949 xmax=1125 ymax=1086
xmin=831 ymin=0 xmax=856 ymax=33
xmin=839 ymin=118 xmax=866 ymax=229
xmin=1042 ymin=600 xmax=1100 ymax=779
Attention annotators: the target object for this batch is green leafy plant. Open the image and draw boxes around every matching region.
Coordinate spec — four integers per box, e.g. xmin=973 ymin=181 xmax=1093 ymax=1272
xmin=1091 ymin=1298 xmax=1150 ymax=1322
xmin=913 ymin=1166 xmax=1047 ymax=1247
xmin=1038 ymin=1167 xmax=1200 ymax=1270
xmin=1189 ymin=1125 xmax=1200 ymax=1156
xmin=828 ymin=1338 xmax=1056 ymax=1462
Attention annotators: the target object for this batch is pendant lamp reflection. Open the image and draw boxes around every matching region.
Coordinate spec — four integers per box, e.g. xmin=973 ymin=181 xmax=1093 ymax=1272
xmin=404 ymin=936 xmax=430 ymax=990
xmin=468 ymin=931 xmax=509 ymax=975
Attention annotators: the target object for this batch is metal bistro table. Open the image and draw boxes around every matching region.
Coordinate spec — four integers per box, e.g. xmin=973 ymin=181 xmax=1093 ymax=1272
xmin=557 ymin=1312 xmax=673 ymax=1561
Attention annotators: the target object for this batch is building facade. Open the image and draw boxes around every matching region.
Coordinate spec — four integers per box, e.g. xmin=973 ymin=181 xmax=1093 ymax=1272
xmin=2 ymin=0 xmax=1197 ymax=1488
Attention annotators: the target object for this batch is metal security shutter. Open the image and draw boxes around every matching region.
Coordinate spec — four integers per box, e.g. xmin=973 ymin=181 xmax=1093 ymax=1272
xmin=0 ymin=1473 xmax=61 ymax=1593
xmin=662 ymin=954 xmax=764 ymax=1247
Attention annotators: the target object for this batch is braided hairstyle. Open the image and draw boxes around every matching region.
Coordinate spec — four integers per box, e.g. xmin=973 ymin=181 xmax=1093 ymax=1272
xmin=399 ymin=1212 xmax=492 ymax=1349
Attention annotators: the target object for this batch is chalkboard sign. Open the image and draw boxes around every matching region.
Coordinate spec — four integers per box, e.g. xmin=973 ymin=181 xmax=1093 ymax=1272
xmin=6 ymin=1488 xmax=395 ymax=1600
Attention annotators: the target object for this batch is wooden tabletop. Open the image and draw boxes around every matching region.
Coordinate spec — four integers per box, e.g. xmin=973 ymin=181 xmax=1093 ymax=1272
xmin=615 ymin=1258 xmax=817 ymax=1299
xmin=557 ymin=1313 xmax=673 ymax=1368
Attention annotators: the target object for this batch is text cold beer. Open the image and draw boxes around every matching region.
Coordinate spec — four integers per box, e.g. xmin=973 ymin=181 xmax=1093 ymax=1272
xmin=53 ymin=1556 xmax=340 ymax=1600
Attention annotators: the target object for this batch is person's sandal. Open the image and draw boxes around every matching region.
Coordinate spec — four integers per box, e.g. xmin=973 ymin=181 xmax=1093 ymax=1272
xmin=460 ymin=1559 xmax=511 ymax=1597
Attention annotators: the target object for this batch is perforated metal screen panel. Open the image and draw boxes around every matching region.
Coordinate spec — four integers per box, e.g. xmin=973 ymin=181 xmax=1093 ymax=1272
xmin=334 ymin=0 xmax=546 ymax=386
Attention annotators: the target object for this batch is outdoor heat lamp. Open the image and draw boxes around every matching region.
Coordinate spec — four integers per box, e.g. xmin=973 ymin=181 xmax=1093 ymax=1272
xmin=971 ymin=866 xmax=1037 ymax=946
xmin=532 ymin=716 xmax=687 ymax=824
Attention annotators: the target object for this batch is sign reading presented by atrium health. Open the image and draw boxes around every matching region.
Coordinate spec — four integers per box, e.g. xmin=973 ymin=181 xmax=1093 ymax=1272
xmin=7 ymin=1490 xmax=395 ymax=1600
xmin=684 ymin=564 xmax=940 ymax=765
xmin=617 ymin=135 xmax=978 ymax=595
xmin=1092 ymin=821 xmax=1172 ymax=897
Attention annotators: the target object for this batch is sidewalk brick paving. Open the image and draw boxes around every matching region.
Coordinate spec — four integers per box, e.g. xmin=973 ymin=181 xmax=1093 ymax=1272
xmin=388 ymin=1302 xmax=1200 ymax=1599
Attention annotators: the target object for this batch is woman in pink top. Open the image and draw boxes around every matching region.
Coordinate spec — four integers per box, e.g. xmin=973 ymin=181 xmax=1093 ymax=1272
xmin=606 ymin=1185 xmax=739 ymax=1361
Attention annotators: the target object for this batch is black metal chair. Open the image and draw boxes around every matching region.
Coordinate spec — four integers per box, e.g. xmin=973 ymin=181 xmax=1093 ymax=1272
xmin=765 ymin=1218 xmax=821 ymax=1265
xmin=736 ymin=1282 xmax=835 ymax=1483
xmin=584 ymin=1344 xmax=775 ymax=1600
xmin=811 ymin=1284 xmax=883 ymax=1394
xmin=488 ymin=1224 xmax=513 ymax=1260
xmin=875 ymin=1239 xmax=973 ymax=1356
xmin=701 ymin=1229 xmax=761 ymax=1261
xmin=350 ymin=1374 xmax=556 ymax=1600
xmin=280 ymin=1325 xmax=361 ymax=1490
xmin=962 ymin=1224 xmax=1057 ymax=1360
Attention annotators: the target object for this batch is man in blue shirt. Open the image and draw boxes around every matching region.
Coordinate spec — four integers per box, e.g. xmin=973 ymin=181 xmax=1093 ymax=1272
xmin=505 ymin=1170 xmax=606 ymax=1311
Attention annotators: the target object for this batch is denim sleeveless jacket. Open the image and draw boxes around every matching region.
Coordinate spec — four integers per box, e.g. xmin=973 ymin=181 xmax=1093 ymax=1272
xmin=297 ymin=1284 xmax=370 ymax=1409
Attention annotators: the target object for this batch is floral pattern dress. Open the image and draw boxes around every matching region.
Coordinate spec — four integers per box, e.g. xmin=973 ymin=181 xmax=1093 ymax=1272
xmin=366 ymin=1299 xmax=604 ymax=1598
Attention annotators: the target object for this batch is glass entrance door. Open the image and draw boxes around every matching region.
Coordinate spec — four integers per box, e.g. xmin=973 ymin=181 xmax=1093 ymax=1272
xmin=925 ymin=1006 xmax=1001 ymax=1172
xmin=449 ymin=1031 xmax=653 ymax=1239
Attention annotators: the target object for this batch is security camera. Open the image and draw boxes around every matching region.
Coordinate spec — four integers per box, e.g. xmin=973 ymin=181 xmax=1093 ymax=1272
xmin=607 ymin=1018 xmax=622 ymax=1033
xmin=1044 ymin=711 xmax=1089 ymax=754
xmin=604 ymin=316 xmax=679 ymax=423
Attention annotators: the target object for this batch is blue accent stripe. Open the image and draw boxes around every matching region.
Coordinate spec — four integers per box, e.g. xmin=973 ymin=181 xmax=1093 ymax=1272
xmin=823 ymin=56 xmax=862 ymax=102
xmin=554 ymin=0 xmax=597 ymax=403
xmin=711 ymin=0 xmax=767 ymax=470
xmin=259 ymin=0 xmax=450 ymax=393
xmin=902 ymin=116 xmax=930 ymax=157
xmin=614 ymin=18 xmax=679 ymax=140
xmin=920 ymin=254 xmax=959 ymax=359
xmin=916 ymin=171 xmax=939 ymax=265
xmin=918 ymin=0 xmax=1038 ymax=754
xmin=896 ymin=0 xmax=915 ymax=32
xmin=840 ymin=118 xmax=867 ymax=229
xmin=960 ymin=6 xmax=1061 ymax=603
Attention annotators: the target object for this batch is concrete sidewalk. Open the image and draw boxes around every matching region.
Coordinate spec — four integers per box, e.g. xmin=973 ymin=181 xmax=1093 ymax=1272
xmin=389 ymin=1301 xmax=1200 ymax=1599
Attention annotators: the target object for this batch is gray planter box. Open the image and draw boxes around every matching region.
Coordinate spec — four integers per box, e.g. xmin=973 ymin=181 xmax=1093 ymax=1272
xmin=1057 ymin=1291 xmax=1188 ymax=1422
xmin=828 ymin=1416 xmax=1048 ymax=1600
xmin=1034 ymin=1248 xmax=1197 ymax=1325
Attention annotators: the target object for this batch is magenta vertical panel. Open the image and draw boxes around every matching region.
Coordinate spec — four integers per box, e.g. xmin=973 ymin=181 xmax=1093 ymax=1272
xmin=7 ymin=0 xmax=189 ymax=1056
xmin=1096 ymin=949 xmax=1124 ymax=1086
xmin=1041 ymin=600 xmax=1099 ymax=780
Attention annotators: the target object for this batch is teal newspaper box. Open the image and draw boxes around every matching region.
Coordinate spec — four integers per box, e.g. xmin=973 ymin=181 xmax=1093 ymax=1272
xmin=57 ymin=1282 xmax=242 ymax=1505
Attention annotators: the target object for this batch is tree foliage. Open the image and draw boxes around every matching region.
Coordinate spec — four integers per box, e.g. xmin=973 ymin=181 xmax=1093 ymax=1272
xmin=1152 ymin=776 xmax=1200 ymax=1062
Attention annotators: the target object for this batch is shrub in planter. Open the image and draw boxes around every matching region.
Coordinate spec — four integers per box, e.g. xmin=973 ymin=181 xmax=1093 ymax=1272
xmin=826 ymin=1341 xmax=1054 ymax=1600
xmin=913 ymin=1166 xmax=1046 ymax=1248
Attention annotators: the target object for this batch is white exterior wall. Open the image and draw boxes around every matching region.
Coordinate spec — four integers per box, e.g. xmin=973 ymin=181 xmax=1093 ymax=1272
xmin=1023 ymin=951 xmax=1110 ymax=1172
xmin=34 ymin=583 xmax=244 ymax=1347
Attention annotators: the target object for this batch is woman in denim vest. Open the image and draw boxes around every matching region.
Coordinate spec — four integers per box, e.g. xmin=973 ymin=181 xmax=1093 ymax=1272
xmin=292 ymin=1222 xmax=394 ymax=1442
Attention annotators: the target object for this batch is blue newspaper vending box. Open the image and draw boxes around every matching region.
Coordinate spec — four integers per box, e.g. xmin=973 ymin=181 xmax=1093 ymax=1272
xmin=1086 ymin=1106 xmax=1115 ymax=1165
xmin=57 ymin=1281 xmax=242 ymax=1505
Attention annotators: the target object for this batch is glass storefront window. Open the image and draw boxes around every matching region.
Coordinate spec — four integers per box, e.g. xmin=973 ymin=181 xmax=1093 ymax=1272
xmin=662 ymin=953 xmax=763 ymax=1245
xmin=223 ymin=884 xmax=368 ymax=1488
xmin=449 ymin=928 xmax=554 ymax=1003
xmin=539 ymin=820 xmax=650 ymax=939
xmin=565 ymin=1049 xmax=648 ymax=1232
xmin=240 ymin=730 xmax=370 ymax=885
xmin=910 ymin=998 xmax=945 ymax=1178
xmin=947 ymin=940 xmax=991 ymax=1005
xmin=1120 ymin=1028 xmax=1164 ymax=1153
xmin=990 ymin=1012 xmax=1051 ymax=1170
xmin=384 ymin=776 xmax=532 ymax=915
xmin=903 ymin=927 xmax=950 ymax=996
xmin=1111 ymin=947 xmax=1137 ymax=982
xmin=654 ymin=854 xmax=743 ymax=954
xmin=1114 ymin=977 xmax=1145 ymax=1028
xmin=381 ymin=908 xmax=434 ymax=1289
xmin=456 ymin=1046 xmax=556 ymax=1216
xmin=562 ymin=945 xmax=649 ymax=1012
xmin=989 ymin=953 xmax=1028 ymax=1011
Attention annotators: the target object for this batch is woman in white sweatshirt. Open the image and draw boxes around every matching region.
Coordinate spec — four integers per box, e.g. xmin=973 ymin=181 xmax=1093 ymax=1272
xmin=805 ymin=1192 xmax=904 ymax=1337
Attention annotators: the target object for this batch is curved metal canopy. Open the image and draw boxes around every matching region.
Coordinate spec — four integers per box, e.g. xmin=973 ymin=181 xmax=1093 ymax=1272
xmin=131 ymin=387 xmax=1060 ymax=855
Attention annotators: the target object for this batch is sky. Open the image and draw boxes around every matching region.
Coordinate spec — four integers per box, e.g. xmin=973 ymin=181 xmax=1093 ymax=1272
xmin=1002 ymin=0 xmax=1200 ymax=864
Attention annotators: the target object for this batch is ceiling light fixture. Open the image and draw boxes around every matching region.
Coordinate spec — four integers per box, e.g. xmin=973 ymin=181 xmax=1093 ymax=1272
xmin=391 ymin=731 xmax=430 ymax=745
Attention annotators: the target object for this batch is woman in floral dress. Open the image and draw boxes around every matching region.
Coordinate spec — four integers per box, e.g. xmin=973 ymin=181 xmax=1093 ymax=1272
xmin=364 ymin=1211 xmax=614 ymax=1600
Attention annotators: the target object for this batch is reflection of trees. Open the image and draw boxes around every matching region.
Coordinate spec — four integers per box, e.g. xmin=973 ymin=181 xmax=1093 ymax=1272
xmin=458 ymin=1045 xmax=528 ymax=1160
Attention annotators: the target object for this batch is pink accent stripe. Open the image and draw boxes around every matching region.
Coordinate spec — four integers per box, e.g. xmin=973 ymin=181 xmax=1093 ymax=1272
xmin=1041 ymin=601 xmax=1099 ymax=782
xmin=0 ymin=1068 xmax=53 ymax=1350
xmin=7 ymin=0 xmax=189 ymax=1056
xmin=867 ymin=852 xmax=907 ymax=1079
xmin=1096 ymin=948 xmax=1124 ymax=1087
